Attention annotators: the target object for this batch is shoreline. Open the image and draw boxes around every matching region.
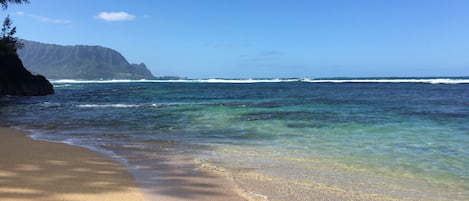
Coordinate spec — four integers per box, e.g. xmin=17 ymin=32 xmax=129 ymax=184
xmin=0 ymin=127 xmax=145 ymax=201
xmin=0 ymin=127 xmax=247 ymax=201
xmin=2 ymin=80 xmax=467 ymax=201
xmin=2 ymin=126 xmax=466 ymax=201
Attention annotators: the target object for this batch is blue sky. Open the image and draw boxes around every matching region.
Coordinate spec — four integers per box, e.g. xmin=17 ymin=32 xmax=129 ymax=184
xmin=3 ymin=0 xmax=469 ymax=78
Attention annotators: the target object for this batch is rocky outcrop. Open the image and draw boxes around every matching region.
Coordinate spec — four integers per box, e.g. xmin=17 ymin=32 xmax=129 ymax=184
xmin=0 ymin=53 xmax=54 ymax=96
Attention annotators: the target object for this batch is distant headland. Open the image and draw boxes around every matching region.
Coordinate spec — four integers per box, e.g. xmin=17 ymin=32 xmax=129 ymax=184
xmin=18 ymin=40 xmax=155 ymax=80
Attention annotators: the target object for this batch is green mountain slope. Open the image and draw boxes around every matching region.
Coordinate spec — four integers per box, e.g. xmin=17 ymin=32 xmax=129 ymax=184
xmin=17 ymin=40 xmax=155 ymax=79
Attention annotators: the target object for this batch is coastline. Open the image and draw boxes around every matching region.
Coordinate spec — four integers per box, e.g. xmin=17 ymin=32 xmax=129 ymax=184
xmin=0 ymin=126 xmax=396 ymax=201
xmin=0 ymin=127 xmax=247 ymax=201
xmin=0 ymin=127 xmax=145 ymax=201
xmin=1 ymin=126 xmax=465 ymax=201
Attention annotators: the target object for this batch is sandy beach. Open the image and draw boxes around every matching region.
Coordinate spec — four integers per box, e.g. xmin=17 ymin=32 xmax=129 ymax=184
xmin=0 ymin=127 xmax=145 ymax=201
xmin=0 ymin=127 xmax=249 ymax=201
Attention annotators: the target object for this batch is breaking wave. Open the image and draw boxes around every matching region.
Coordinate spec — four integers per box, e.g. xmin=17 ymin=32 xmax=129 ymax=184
xmin=51 ymin=77 xmax=469 ymax=84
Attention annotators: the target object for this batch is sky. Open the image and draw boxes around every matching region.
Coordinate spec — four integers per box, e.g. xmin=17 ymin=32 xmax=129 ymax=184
xmin=3 ymin=0 xmax=469 ymax=78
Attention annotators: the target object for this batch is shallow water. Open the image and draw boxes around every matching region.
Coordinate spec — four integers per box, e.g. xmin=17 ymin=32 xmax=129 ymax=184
xmin=1 ymin=78 xmax=468 ymax=200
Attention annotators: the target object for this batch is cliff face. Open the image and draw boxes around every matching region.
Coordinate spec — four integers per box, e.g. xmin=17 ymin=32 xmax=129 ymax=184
xmin=17 ymin=40 xmax=155 ymax=80
xmin=0 ymin=53 xmax=54 ymax=96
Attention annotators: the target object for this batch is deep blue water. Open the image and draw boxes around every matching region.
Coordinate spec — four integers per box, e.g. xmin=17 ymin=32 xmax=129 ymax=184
xmin=1 ymin=79 xmax=468 ymax=200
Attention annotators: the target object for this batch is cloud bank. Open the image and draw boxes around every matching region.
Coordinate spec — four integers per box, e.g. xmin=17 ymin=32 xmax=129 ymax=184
xmin=96 ymin=11 xmax=135 ymax=22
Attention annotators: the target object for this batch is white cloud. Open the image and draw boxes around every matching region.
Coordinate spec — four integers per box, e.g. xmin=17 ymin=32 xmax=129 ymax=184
xmin=96 ymin=11 xmax=135 ymax=22
xmin=34 ymin=15 xmax=72 ymax=24
xmin=15 ymin=11 xmax=71 ymax=24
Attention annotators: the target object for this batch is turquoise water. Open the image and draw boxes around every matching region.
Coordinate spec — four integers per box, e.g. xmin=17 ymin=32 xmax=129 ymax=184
xmin=1 ymin=78 xmax=468 ymax=200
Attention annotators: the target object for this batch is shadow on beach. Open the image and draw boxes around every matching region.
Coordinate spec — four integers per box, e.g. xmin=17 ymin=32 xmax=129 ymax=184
xmin=0 ymin=128 xmax=143 ymax=201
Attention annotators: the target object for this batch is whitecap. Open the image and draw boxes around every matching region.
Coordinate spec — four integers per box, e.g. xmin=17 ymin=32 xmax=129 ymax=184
xmin=202 ymin=78 xmax=298 ymax=83
xmin=51 ymin=79 xmax=147 ymax=84
xmin=301 ymin=78 xmax=469 ymax=84
xmin=53 ymin=84 xmax=71 ymax=88
xmin=77 ymin=104 xmax=140 ymax=108
xmin=51 ymin=78 xmax=300 ymax=84
xmin=51 ymin=78 xmax=469 ymax=84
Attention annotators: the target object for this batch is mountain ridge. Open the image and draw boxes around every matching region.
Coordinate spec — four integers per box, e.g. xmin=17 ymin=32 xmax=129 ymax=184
xmin=17 ymin=40 xmax=155 ymax=79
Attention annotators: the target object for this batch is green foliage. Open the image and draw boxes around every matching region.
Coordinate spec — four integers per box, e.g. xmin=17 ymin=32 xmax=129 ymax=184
xmin=1 ymin=0 xmax=28 ymax=10
xmin=0 ymin=0 xmax=28 ymax=54
xmin=0 ymin=15 xmax=22 ymax=55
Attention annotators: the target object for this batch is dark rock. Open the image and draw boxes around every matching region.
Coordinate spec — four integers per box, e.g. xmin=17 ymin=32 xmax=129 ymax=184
xmin=0 ymin=53 xmax=54 ymax=96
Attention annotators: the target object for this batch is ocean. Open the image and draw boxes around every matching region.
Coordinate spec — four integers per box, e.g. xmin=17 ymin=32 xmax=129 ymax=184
xmin=1 ymin=78 xmax=468 ymax=200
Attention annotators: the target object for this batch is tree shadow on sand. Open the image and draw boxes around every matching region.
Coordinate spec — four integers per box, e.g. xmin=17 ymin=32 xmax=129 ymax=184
xmin=121 ymin=141 xmax=246 ymax=201
xmin=0 ymin=129 xmax=142 ymax=201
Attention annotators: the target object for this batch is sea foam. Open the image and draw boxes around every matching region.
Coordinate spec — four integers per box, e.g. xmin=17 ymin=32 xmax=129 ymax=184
xmin=51 ymin=78 xmax=469 ymax=84
xmin=75 ymin=103 xmax=180 ymax=109
xmin=76 ymin=104 xmax=149 ymax=108
xmin=301 ymin=78 xmax=469 ymax=84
